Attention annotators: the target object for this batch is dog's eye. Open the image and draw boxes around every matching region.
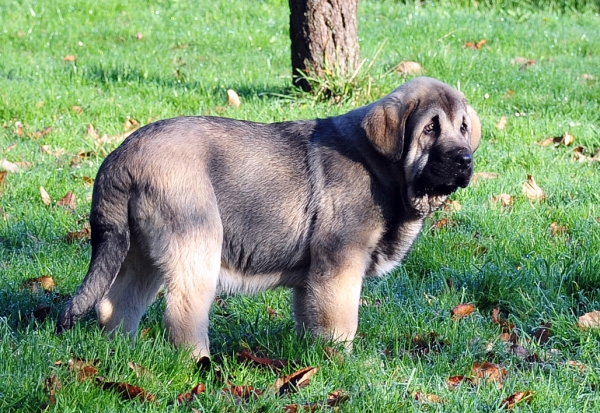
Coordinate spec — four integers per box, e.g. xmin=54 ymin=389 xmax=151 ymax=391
xmin=461 ymin=122 xmax=468 ymax=134
xmin=424 ymin=122 xmax=435 ymax=134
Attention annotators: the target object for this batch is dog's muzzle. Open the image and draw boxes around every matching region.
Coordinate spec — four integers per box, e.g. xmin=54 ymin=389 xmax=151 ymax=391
xmin=414 ymin=147 xmax=474 ymax=196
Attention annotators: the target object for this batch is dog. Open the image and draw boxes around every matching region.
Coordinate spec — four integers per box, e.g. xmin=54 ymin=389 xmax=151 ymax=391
xmin=57 ymin=77 xmax=481 ymax=359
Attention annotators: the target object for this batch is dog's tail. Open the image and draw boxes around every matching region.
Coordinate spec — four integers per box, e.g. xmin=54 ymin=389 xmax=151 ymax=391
xmin=57 ymin=154 xmax=131 ymax=332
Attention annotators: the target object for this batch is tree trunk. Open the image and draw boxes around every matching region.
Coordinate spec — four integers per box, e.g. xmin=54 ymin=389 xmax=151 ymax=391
xmin=289 ymin=0 xmax=360 ymax=91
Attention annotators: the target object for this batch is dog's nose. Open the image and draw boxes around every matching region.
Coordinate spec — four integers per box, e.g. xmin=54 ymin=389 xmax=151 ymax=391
xmin=453 ymin=152 xmax=472 ymax=169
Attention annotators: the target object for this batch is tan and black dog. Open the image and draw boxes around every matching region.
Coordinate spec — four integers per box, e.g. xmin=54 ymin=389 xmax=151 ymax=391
xmin=57 ymin=77 xmax=481 ymax=359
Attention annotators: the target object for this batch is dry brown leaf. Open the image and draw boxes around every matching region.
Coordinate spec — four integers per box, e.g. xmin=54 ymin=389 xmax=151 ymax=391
xmin=549 ymin=222 xmax=568 ymax=237
xmin=97 ymin=377 xmax=155 ymax=402
xmin=283 ymin=390 xmax=348 ymax=412
xmin=222 ymin=384 xmax=262 ymax=401
xmin=236 ymin=348 xmax=288 ymax=370
xmin=501 ymin=391 xmax=534 ymax=409
xmin=65 ymin=222 xmax=92 ymax=243
xmin=127 ymin=361 xmax=152 ymax=378
xmin=447 ymin=375 xmax=474 ymax=389
xmin=41 ymin=145 xmax=66 ymax=157
xmin=63 ymin=55 xmax=76 ymax=62
xmin=411 ymin=332 xmax=448 ymax=355
xmin=562 ymin=131 xmax=575 ymax=146
xmin=564 ymin=360 xmax=587 ymax=371
xmin=531 ymin=322 xmax=551 ymax=345
xmin=22 ymin=275 xmax=56 ymax=292
xmin=123 ymin=118 xmax=140 ymax=131
xmin=31 ymin=126 xmax=54 ymax=139
xmin=491 ymin=194 xmax=513 ymax=208
xmin=581 ymin=73 xmax=596 ymax=82
xmin=69 ymin=357 xmax=99 ymax=381
xmin=86 ymin=123 xmax=100 ymax=140
xmin=464 ymin=39 xmax=487 ymax=49
xmin=72 ymin=105 xmax=84 ymax=114
xmin=522 ymin=175 xmax=545 ymax=202
xmin=495 ymin=116 xmax=507 ymax=130
xmin=273 ymin=366 xmax=319 ymax=396
xmin=2 ymin=159 xmax=21 ymax=173
xmin=577 ymin=311 xmax=600 ymax=329
xmin=472 ymin=172 xmax=499 ymax=184
xmin=41 ymin=375 xmax=62 ymax=410
xmin=227 ymin=89 xmax=241 ymax=108
xmin=510 ymin=57 xmax=536 ymax=68
xmin=176 ymin=383 xmax=205 ymax=404
xmin=0 ymin=170 xmax=6 ymax=187
xmin=451 ymin=303 xmax=475 ymax=320
xmin=40 ymin=186 xmax=51 ymax=206
xmin=472 ymin=361 xmax=507 ymax=387
xmin=414 ymin=391 xmax=445 ymax=403
xmin=443 ymin=199 xmax=461 ymax=212
xmin=396 ymin=61 xmax=424 ymax=76
xmin=266 ymin=307 xmax=279 ymax=318
xmin=15 ymin=122 xmax=24 ymax=136
xmin=536 ymin=132 xmax=574 ymax=147
xmin=57 ymin=191 xmax=76 ymax=211
xmin=491 ymin=308 xmax=517 ymax=343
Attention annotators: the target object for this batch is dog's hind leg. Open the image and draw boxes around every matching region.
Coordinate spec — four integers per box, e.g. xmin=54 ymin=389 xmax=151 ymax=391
xmin=160 ymin=230 xmax=222 ymax=359
xmin=96 ymin=239 xmax=164 ymax=336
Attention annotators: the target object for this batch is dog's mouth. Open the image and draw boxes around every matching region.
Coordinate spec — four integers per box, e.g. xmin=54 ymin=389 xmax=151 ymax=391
xmin=414 ymin=170 xmax=472 ymax=198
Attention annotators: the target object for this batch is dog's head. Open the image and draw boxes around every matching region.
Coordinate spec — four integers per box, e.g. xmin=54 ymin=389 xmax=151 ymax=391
xmin=362 ymin=77 xmax=481 ymax=210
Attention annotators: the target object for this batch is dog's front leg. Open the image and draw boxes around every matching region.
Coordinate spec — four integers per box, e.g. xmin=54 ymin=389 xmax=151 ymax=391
xmin=293 ymin=248 xmax=366 ymax=350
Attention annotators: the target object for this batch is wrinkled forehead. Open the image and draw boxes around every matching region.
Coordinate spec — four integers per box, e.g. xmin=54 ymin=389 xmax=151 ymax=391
xmin=411 ymin=88 xmax=467 ymax=126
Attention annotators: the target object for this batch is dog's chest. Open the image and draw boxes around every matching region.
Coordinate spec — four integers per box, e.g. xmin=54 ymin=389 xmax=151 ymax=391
xmin=368 ymin=218 xmax=425 ymax=276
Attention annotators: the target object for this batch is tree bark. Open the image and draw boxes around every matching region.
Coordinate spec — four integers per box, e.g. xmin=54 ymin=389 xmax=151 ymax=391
xmin=289 ymin=0 xmax=360 ymax=91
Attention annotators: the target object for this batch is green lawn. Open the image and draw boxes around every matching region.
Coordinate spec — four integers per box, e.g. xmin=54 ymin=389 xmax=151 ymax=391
xmin=1 ymin=0 xmax=600 ymax=411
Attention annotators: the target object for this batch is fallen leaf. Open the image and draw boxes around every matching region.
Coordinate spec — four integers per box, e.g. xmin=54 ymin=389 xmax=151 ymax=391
xmin=0 ymin=170 xmax=6 ymax=187
xmin=536 ymin=132 xmax=574 ymax=147
xmin=40 ymin=186 xmax=52 ymax=205
xmin=72 ymin=105 xmax=84 ymax=114
xmin=430 ymin=216 xmax=455 ymax=232
xmin=2 ymin=159 xmax=21 ymax=173
xmin=510 ymin=57 xmax=536 ymax=69
xmin=581 ymin=73 xmax=596 ymax=81
xmin=266 ymin=307 xmax=279 ymax=318
xmin=472 ymin=172 xmax=499 ymax=184
xmin=63 ymin=55 xmax=76 ymax=62
xmin=69 ymin=357 xmax=99 ymax=381
xmin=564 ymin=360 xmax=587 ymax=372
xmin=41 ymin=374 xmax=62 ymax=410
xmin=577 ymin=311 xmax=600 ymax=329
xmin=491 ymin=194 xmax=513 ymax=208
xmin=65 ymin=222 xmax=92 ymax=243
xmin=57 ymin=191 xmax=76 ymax=211
xmin=123 ymin=118 xmax=140 ymax=131
xmin=176 ymin=383 xmax=205 ymax=404
xmin=236 ymin=349 xmax=288 ymax=370
xmin=15 ymin=121 xmax=24 ymax=136
xmin=451 ymin=303 xmax=475 ymax=320
xmin=6 ymin=143 xmax=17 ymax=151
xmin=283 ymin=390 xmax=349 ymax=412
xmin=227 ymin=89 xmax=241 ymax=108
xmin=31 ymin=126 xmax=54 ymax=139
xmin=135 ymin=32 xmax=144 ymax=40
xmin=549 ymin=222 xmax=568 ymax=237
xmin=522 ymin=175 xmax=545 ymax=202
xmin=273 ymin=366 xmax=319 ymax=396
xmin=464 ymin=39 xmax=487 ymax=49
xmin=414 ymin=391 xmax=445 ymax=403
xmin=572 ymin=146 xmax=587 ymax=162
xmin=495 ymin=116 xmax=507 ymax=130
xmin=396 ymin=61 xmax=424 ymax=76
xmin=86 ymin=123 xmax=100 ymax=140
xmin=411 ymin=332 xmax=448 ymax=355
xmin=127 ymin=361 xmax=152 ymax=378
xmin=97 ymin=377 xmax=155 ymax=402
xmin=472 ymin=361 xmax=507 ymax=387
xmin=443 ymin=199 xmax=461 ymax=212
xmin=447 ymin=375 xmax=474 ymax=389
xmin=22 ymin=275 xmax=56 ymax=292
xmin=222 ymin=384 xmax=262 ymax=401
xmin=501 ymin=391 xmax=534 ymax=409
xmin=41 ymin=145 xmax=66 ymax=157
xmin=82 ymin=176 xmax=95 ymax=185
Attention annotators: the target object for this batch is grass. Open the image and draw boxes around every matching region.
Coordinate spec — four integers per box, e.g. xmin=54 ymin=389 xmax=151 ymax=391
xmin=1 ymin=0 xmax=600 ymax=411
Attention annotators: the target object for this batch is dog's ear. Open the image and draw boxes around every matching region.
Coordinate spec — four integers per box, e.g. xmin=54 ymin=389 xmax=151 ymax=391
xmin=362 ymin=101 xmax=415 ymax=162
xmin=467 ymin=105 xmax=481 ymax=152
